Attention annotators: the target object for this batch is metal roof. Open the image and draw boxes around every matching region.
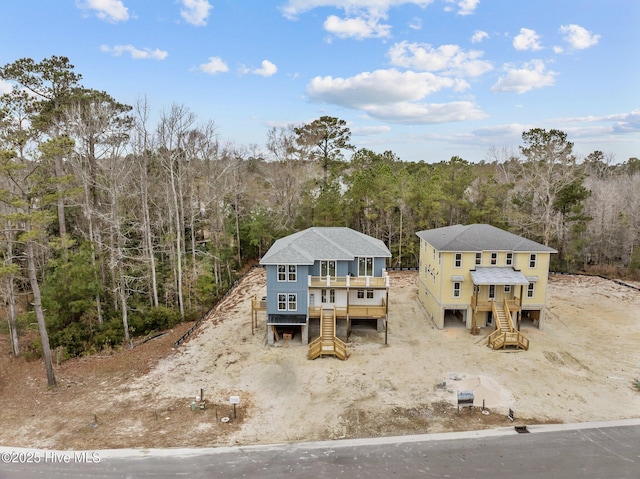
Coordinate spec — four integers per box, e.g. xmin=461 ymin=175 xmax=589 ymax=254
xmin=260 ymin=227 xmax=391 ymax=265
xmin=415 ymin=224 xmax=557 ymax=253
xmin=469 ymin=267 xmax=530 ymax=285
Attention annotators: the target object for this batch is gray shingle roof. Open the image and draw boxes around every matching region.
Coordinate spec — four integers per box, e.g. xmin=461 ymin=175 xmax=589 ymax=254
xmin=416 ymin=224 xmax=557 ymax=253
xmin=260 ymin=227 xmax=392 ymax=265
xmin=470 ymin=267 xmax=530 ymax=285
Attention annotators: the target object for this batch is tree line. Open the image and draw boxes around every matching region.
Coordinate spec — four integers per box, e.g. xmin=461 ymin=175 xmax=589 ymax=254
xmin=1 ymin=56 xmax=638 ymax=385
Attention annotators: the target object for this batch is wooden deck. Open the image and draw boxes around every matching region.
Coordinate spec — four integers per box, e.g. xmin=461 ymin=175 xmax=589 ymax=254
xmin=250 ymin=295 xmax=267 ymax=335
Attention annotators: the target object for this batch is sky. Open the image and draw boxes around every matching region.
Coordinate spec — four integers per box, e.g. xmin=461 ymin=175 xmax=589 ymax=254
xmin=0 ymin=0 xmax=639 ymax=163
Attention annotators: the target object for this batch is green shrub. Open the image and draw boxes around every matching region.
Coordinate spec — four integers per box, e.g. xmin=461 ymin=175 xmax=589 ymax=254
xmin=93 ymin=320 xmax=125 ymax=350
xmin=50 ymin=321 xmax=92 ymax=358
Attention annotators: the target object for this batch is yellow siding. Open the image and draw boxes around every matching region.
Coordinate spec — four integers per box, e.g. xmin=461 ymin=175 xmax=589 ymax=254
xmin=517 ymin=252 xmax=551 ymax=308
xmin=440 ymin=251 xmax=475 ymax=306
xmin=418 ymin=236 xmax=553 ymax=330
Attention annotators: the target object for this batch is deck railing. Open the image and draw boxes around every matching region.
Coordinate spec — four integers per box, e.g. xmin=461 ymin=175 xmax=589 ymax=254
xmin=471 ymin=296 xmax=521 ymax=311
xmin=487 ymin=299 xmax=529 ymax=350
xmin=308 ymin=300 xmax=385 ymax=319
xmin=309 ymin=272 xmax=389 ymax=289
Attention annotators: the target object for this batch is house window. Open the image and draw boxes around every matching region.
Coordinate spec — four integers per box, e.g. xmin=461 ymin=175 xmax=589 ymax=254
xmin=527 ymin=283 xmax=535 ymax=298
xmin=321 ymin=289 xmax=335 ymax=303
xmin=475 ymin=253 xmax=482 ymax=265
xmin=358 ymin=257 xmax=373 ymax=276
xmin=277 ymin=293 xmax=287 ymax=311
xmin=454 ymin=253 xmax=462 ymax=268
xmin=490 ymin=252 xmax=497 ymax=265
xmin=357 ymin=289 xmax=364 ymax=299
xmin=366 ymin=289 xmax=374 ymax=299
xmin=453 ymin=282 xmax=461 ymax=298
xmin=320 ymin=260 xmax=336 ymax=278
xmin=288 ymin=293 xmax=297 ymax=311
xmin=278 ymin=265 xmax=296 ymax=282
xmin=288 ymin=265 xmax=297 ymax=282
xmin=529 ymin=254 xmax=537 ymax=268
xmin=488 ymin=285 xmax=496 ymax=300
xmin=506 ymin=253 xmax=513 ymax=266
xmin=504 ymin=285 xmax=511 ymax=293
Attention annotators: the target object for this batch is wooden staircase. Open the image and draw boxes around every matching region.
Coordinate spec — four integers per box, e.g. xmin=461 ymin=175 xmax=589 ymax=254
xmin=488 ymin=300 xmax=529 ymax=350
xmin=308 ymin=307 xmax=347 ymax=360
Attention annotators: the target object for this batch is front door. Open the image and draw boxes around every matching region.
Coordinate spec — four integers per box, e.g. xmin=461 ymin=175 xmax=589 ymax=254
xmin=488 ymin=284 xmax=496 ymax=301
xmin=321 ymin=288 xmax=335 ymax=307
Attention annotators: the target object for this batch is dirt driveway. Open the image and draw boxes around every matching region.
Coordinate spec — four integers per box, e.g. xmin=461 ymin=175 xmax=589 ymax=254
xmin=1 ymin=269 xmax=639 ymax=449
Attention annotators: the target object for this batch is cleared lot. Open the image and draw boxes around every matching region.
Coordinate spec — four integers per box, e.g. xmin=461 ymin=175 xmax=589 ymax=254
xmin=1 ymin=269 xmax=639 ymax=449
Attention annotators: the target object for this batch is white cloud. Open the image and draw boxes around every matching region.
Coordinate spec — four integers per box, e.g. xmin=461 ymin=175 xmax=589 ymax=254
xmin=0 ymin=80 xmax=12 ymax=94
xmin=513 ymin=28 xmax=543 ymax=51
xmin=408 ymin=17 xmax=422 ymax=30
xmin=280 ymin=1 xmax=434 ymax=20
xmin=324 ymin=14 xmax=391 ymax=39
xmin=180 ymin=0 xmax=212 ymax=26
xmin=609 ymin=110 xmax=640 ymax=133
xmin=306 ymin=68 xmax=485 ymax=123
xmin=365 ymin=101 xmax=486 ymax=123
xmin=280 ymin=1 xmax=433 ymax=38
xmin=76 ymin=0 xmax=129 ymax=22
xmin=100 ymin=44 xmax=168 ymax=60
xmin=388 ymin=41 xmax=493 ymax=78
xmin=472 ymin=124 xmax=528 ymax=139
xmin=559 ymin=24 xmax=600 ymax=50
xmin=352 ymin=125 xmax=392 ymax=135
xmin=491 ymin=59 xmax=556 ymax=94
xmin=444 ymin=0 xmax=480 ymax=15
xmin=471 ymin=30 xmax=488 ymax=43
xmin=308 ymin=69 xmax=461 ymax=107
xmin=199 ymin=56 xmax=229 ymax=75
xmin=252 ymin=60 xmax=278 ymax=77
xmin=560 ymin=110 xmax=640 ymax=134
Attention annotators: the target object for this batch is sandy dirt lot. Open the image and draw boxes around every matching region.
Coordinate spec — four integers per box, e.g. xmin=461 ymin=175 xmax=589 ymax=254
xmin=1 ymin=269 xmax=639 ymax=450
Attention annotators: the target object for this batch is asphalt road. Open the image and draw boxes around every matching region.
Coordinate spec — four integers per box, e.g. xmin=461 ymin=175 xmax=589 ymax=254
xmin=1 ymin=420 xmax=639 ymax=479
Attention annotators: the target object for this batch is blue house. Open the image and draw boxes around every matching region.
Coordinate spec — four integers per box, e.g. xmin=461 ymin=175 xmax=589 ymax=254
xmin=259 ymin=227 xmax=391 ymax=354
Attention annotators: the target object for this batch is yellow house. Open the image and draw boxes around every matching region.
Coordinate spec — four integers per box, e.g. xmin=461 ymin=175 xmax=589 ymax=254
xmin=416 ymin=224 xmax=557 ymax=349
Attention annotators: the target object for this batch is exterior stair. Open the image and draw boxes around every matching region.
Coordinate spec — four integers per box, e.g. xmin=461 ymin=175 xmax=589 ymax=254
xmin=308 ymin=307 xmax=347 ymax=360
xmin=488 ymin=301 xmax=529 ymax=350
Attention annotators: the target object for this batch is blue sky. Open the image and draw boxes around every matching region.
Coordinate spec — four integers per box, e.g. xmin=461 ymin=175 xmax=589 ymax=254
xmin=1 ymin=0 xmax=639 ymax=163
